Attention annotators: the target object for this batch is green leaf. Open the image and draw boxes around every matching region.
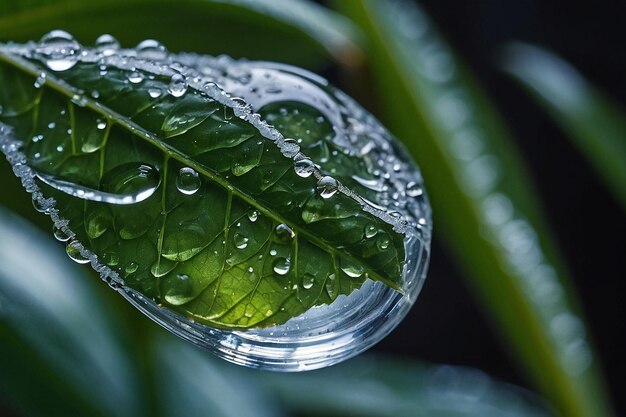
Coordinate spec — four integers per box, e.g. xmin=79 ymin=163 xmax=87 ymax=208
xmin=500 ymin=42 xmax=626 ymax=209
xmin=0 ymin=0 xmax=363 ymax=70
xmin=336 ymin=1 xmax=613 ymax=417
xmin=0 ymin=206 xmax=143 ymax=417
xmin=0 ymin=36 xmax=426 ymax=330
xmin=262 ymin=355 xmax=552 ymax=417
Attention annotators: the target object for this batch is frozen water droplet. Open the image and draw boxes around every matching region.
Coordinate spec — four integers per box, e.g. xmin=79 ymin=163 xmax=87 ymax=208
xmin=364 ymin=224 xmax=378 ymax=238
xmin=247 ymin=210 xmax=259 ymax=222
xmin=66 ymin=240 xmax=89 ymax=264
xmin=406 ymin=181 xmax=423 ymax=197
xmin=273 ymin=257 xmax=291 ymax=275
xmin=37 ymin=30 xmax=81 ymax=71
xmin=128 ymin=71 xmax=143 ymax=84
xmin=281 ymin=138 xmax=300 ymax=158
xmin=53 ymin=225 xmax=70 ymax=242
xmin=234 ymin=233 xmax=249 ymax=249
xmin=168 ymin=73 xmax=188 ymax=97
xmin=95 ymin=34 xmax=120 ymax=56
xmin=317 ymin=176 xmax=339 ymax=198
xmin=274 ymin=223 xmax=295 ymax=243
xmin=302 ymin=273 xmax=315 ymax=289
xmin=148 ymin=87 xmax=162 ymax=98
xmin=176 ymin=167 xmax=201 ymax=195
xmin=294 ymin=155 xmax=315 ymax=178
xmin=136 ymin=39 xmax=168 ymax=60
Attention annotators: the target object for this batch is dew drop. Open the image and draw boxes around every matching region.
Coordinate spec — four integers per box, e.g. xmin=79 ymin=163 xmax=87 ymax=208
xmin=163 ymin=274 xmax=194 ymax=305
xmin=95 ymin=34 xmax=120 ymax=56
xmin=102 ymin=252 xmax=119 ymax=266
xmin=273 ymin=257 xmax=291 ymax=276
xmin=270 ymin=249 xmax=278 ymax=256
xmin=317 ymin=176 xmax=339 ymax=199
xmin=364 ymin=224 xmax=378 ymax=238
xmin=34 ymin=72 xmax=46 ymax=88
xmin=376 ymin=235 xmax=390 ymax=251
xmin=281 ymin=138 xmax=300 ymax=158
xmin=37 ymin=30 xmax=81 ymax=71
xmin=406 ymin=181 xmax=423 ymax=197
xmin=168 ymin=73 xmax=188 ymax=97
xmin=341 ymin=262 xmax=364 ymax=278
xmin=66 ymin=240 xmax=89 ymax=264
xmin=128 ymin=71 xmax=143 ymax=84
xmin=53 ymin=225 xmax=70 ymax=242
xmin=136 ymin=39 xmax=168 ymax=60
xmin=125 ymin=261 xmax=139 ymax=275
xmin=247 ymin=210 xmax=259 ymax=222
xmin=294 ymin=155 xmax=315 ymax=178
xmin=176 ymin=167 xmax=201 ymax=195
xmin=234 ymin=233 xmax=249 ymax=249
xmin=302 ymin=273 xmax=315 ymax=289
xmin=148 ymin=87 xmax=162 ymax=98
xmin=274 ymin=223 xmax=295 ymax=243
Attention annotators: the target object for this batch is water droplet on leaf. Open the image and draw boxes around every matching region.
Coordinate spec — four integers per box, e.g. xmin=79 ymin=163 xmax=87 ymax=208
xmin=317 ymin=176 xmax=339 ymax=199
xmin=37 ymin=30 xmax=81 ymax=71
xmin=95 ymin=34 xmax=120 ymax=56
xmin=168 ymin=73 xmax=188 ymax=97
xmin=66 ymin=240 xmax=89 ymax=264
xmin=176 ymin=167 xmax=201 ymax=195
xmin=273 ymin=257 xmax=291 ymax=275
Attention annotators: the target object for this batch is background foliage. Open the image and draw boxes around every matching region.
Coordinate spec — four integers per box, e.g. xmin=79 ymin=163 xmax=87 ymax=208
xmin=0 ymin=0 xmax=623 ymax=416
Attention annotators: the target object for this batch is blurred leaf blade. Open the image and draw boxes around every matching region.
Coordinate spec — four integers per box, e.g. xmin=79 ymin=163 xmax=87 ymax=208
xmin=263 ymin=355 xmax=552 ymax=417
xmin=500 ymin=42 xmax=626 ymax=209
xmin=0 ymin=0 xmax=363 ymax=70
xmin=0 ymin=207 xmax=144 ymax=417
xmin=337 ymin=1 xmax=614 ymax=417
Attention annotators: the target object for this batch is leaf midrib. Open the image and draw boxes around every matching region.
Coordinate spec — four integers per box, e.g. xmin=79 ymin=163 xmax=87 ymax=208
xmin=0 ymin=49 xmax=402 ymax=292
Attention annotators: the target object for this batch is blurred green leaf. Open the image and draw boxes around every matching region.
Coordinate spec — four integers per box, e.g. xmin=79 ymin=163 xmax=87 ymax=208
xmin=263 ymin=356 xmax=552 ymax=417
xmin=0 ymin=207 xmax=143 ymax=417
xmin=0 ymin=0 xmax=363 ymax=70
xmin=336 ymin=1 xmax=613 ymax=417
xmin=500 ymin=42 xmax=626 ymax=209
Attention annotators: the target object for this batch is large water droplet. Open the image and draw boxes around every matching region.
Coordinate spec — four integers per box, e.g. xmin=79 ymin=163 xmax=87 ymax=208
xmin=274 ymin=223 xmax=295 ymax=243
xmin=136 ymin=39 xmax=168 ymax=60
xmin=341 ymin=262 xmax=364 ymax=278
xmin=163 ymin=274 xmax=194 ymax=305
xmin=294 ymin=155 xmax=315 ymax=178
xmin=281 ymin=138 xmax=300 ymax=158
xmin=273 ymin=257 xmax=291 ymax=276
xmin=37 ymin=30 xmax=81 ymax=71
xmin=168 ymin=73 xmax=188 ymax=97
xmin=302 ymin=273 xmax=315 ymax=289
xmin=317 ymin=176 xmax=339 ymax=198
xmin=234 ymin=233 xmax=249 ymax=249
xmin=247 ymin=210 xmax=259 ymax=222
xmin=176 ymin=167 xmax=201 ymax=195
xmin=53 ymin=225 xmax=70 ymax=242
xmin=125 ymin=261 xmax=139 ymax=275
xmin=95 ymin=34 xmax=120 ymax=56
xmin=364 ymin=224 xmax=378 ymax=239
xmin=66 ymin=240 xmax=89 ymax=264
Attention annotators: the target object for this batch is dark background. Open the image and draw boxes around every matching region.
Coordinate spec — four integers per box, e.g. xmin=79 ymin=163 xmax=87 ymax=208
xmin=345 ymin=0 xmax=626 ymax=414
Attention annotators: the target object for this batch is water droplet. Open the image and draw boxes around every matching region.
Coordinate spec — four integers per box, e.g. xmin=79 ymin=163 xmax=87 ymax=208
xmin=317 ymin=176 xmax=339 ymax=198
xmin=168 ymin=73 xmax=188 ymax=97
xmin=364 ymin=224 xmax=378 ymax=238
xmin=294 ymin=155 xmax=315 ymax=178
xmin=302 ymin=273 xmax=315 ymax=289
xmin=96 ymin=119 xmax=107 ymax=130
xmin=66 ymin=240 xmax=89 ymax=264
xmin=270 ymin=249 xmax=278 ymax=256
xmin=47 ymin=122 xmax=55 ymax=129
xmin=34 ymin=72 xmax=46 ymax=88
xmin=406 ymin=181 xmax=423 ymax=197
xmin=247 ymin=210 xmax=259 ymax=222
xmin=128 ymin=71 xmax=143 ymax=84
xmin=37 ymin=30 xmax=81 ymax=71
xmin=148 ymin=87 xmax=162 ymax=98
xmin=53 ymin=225 xmax=70 ymax=242
xmin=234 ymin=233 xmax=249 ymax=249
xmin=136 ymin=39 xmax=168 ymax=60
xmin=341 ymin=262 xmax=364 ymax=278
xmin=281 ymin=138 xmax=300 ymax=158
xmin=125 ymin=261 xmax=139 ymax=275
xmin=102 ymin=252 xmax=119 ymax=266
xmin=95 ymin=34 xmax=120 ymax=56
xmin=176 ymin=167 xmax=201 ymax=195
xmin=376 ymin=235 xmax=390 ymax=251
xmin=274 ymin=223 xmax=295 ymax=243
xmin=273 ymin=257 xmax=291 ymax=275
xmin=163 ymin=274 xmax=194 ymax=305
